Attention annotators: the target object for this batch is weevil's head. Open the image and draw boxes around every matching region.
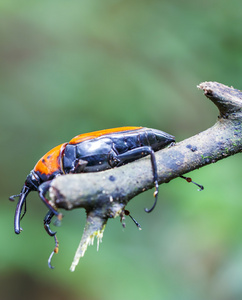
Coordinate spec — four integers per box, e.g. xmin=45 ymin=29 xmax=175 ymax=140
xmin=9 ymin=170 xmax=41 ymax=234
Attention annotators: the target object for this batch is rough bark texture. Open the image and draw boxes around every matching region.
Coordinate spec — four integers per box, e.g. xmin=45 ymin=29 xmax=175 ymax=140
xmin=49 ymin=81 xmax=242 ymax=271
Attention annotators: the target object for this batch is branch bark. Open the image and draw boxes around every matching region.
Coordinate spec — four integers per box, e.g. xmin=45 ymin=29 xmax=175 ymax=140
xmin=49 ymin=81 xmax=242 ymax=271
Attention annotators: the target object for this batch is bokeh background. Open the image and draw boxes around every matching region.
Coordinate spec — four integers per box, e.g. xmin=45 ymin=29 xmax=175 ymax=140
xmin=1 ymin=1 xmax=242 ymax=299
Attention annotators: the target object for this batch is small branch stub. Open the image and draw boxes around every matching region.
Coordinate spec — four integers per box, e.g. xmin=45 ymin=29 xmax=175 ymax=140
xmin=49 ymin=82 xmax=242 ymax=271
xmin=70 ymin=213 xmax=107 ymax=272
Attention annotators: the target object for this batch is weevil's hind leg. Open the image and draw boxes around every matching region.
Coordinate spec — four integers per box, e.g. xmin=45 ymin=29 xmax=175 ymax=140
xmin=144 ymin=150 xmax=159 ymax=213
xmin=144 ymin=180 xmax=159 ymax=213
xmin=44 ymin=210 xmax=56 ymax=236
xmin=180 ymin=175 xmax=204 ymax=191
xmin=44 ymin=210 xmax=59 ymax=269
xmin=111 ymin=146 xmax=160 ymax=213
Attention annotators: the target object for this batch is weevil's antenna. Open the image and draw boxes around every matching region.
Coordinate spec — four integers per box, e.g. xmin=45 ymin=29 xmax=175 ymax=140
xmin=44 ymin=210 xmax=57 ymax=237
xmin=9 ymin=193 xmax=21 ymax=202
xmin=180 ymin=175 xmax=204 ymax=191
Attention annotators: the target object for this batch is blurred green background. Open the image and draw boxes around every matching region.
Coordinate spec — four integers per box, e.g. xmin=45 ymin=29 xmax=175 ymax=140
xmin=1 ymin=0 xmax=242 ymax=299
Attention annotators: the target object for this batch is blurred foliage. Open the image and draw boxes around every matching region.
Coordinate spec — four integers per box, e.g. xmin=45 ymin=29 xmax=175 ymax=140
xmin=1 ymin=0 xmax=242 ymax=299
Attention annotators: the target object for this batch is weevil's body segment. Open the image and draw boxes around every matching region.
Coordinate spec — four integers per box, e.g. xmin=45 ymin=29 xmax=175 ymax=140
xmin=34 ymin=143 xmax=67 ymax=181
xmin=10 ymin=127 xmax=175 ymax=237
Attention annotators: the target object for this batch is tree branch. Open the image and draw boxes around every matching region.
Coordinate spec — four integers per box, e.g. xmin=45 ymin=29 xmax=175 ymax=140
xmin=49 ymin=81 xmax=242 ymax=271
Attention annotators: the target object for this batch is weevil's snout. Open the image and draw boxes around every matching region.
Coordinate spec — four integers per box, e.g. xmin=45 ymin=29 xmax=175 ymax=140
xmin=11 ymin=170 xmax=41 ymax=234
xmin=13 ymin=185 xmax=31 ymax=234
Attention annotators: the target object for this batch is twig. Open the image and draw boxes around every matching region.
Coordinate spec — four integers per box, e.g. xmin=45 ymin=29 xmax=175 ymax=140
xmin=49 ymin=82 xmax=242 ymax=271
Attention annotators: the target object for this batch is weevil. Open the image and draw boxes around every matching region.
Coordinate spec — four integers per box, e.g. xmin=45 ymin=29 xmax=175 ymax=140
xmin=10 ymin=127 xmax=203 ymax=268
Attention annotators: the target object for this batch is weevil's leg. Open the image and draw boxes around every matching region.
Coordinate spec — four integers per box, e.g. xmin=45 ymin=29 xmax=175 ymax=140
xmin=38 ymin=181 xmax=63 ymax=220
xmin=144 ymin=150 xmax=159 ymax=213
xmin=111 ymin=146 xmax=159 ymax=213
xmin=124 ymin=210 xmax=142 ymax=230
xmin=71 ymin=159 xmax=88 ymax=173
xmin=48 ymin=233 xmax=59 ymax=269
xmin=44 ymin=210 xmax=56 ymax=237
xmin=180 ymin=175 xmax=204 ymax=191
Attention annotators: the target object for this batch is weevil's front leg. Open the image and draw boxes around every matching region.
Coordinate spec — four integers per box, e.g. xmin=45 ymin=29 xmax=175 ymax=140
xmin=43 ymin=209 xmax=60 ymax=269
xmin=38 ymin=180 xmax=63 ymax=219
xmin=110 ymin=146 xmax=159 ymax=213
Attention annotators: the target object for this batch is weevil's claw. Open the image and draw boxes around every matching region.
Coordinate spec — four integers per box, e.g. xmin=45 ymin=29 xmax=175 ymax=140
xmin=44 ymin=210 xmax=60 ymax=237
xmin=44 ymin=224 xmax=57 ymax=237
xmin=48 ymin=251 xmax=55 ymax=269
xmin=180 ymin=175 xmax=204 ymax=191
xmin=144 ymin=199 xmax=157 ymax=213
xmin=48 ymin=234 xmax=59 ymax=269
xmin=145 ymin=181 xmax=159 ymax=213
xmin=124 ymin=210 xmax=142 ymax=230
xmin=120 ymin=210 xmax=142 ymax=230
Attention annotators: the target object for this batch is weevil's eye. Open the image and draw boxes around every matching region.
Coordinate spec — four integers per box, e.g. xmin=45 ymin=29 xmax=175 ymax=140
xmin=25 ymin=171 xmax=41 ymax=190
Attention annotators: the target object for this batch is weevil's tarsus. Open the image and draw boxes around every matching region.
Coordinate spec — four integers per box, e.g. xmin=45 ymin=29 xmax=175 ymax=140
xmin=180 ymin=175 xmax=204 ymax=191
xmin=48 ymin=233 xmax=59 ymax=269
xmin=124 ymin=210 xmax=142 ymax=230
